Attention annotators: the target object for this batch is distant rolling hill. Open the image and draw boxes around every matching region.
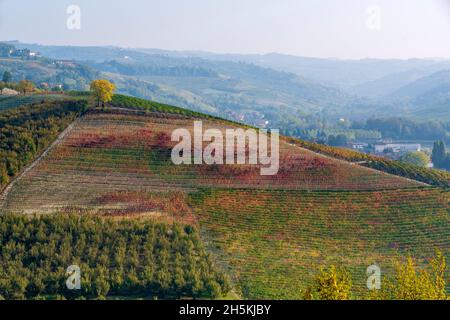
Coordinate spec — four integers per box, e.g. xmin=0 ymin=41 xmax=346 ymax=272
xmin=350 ymin=67 xmax=446 ymax=99
xmin=385 ymin=70 xmax=450 ymax=120
xmin=1 ymin=94 xmax=448 ymax=299
xmin=4 ymin=42 xmax=364 ymax=124
xmin=7 ymin=41 xmax=450 ymax=123
xmin=0 ymin=56 xmax=98 ymax=90
xmin=135 ymin=49 xmax=450 ymax=94
xmin=389 ymin=70 xmax=450 ymax=100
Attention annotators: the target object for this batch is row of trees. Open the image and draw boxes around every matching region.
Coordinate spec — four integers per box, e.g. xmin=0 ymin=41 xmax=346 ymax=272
xmin=327 ymin=134 xmax=349 ymax=147
xmin=95 ymin=60 xmax=218 ymax=77
xmin=280 ymin=127 xmax=381 ymax=145
xmin=1 ymin=72 xmax=57 ymax=93
xmin=353 ymin=117 xmax=450 ymax=143
xmin=0 ymin=100 xmax=88 ymax=189
xmin=0 ymin=215 xmax=230 ymax=300
xmin=281 ymin=117 xmax=450 ymax=146
xmin=399 ymin=151 xmax=430 ymax=168
xmin=1 ymin=76 xmax=116 ymax=101
xmin=2 ymin=71 xmax=12 ymax=83
xmin=304 ymin=251 xmax=448 ymax=300
xmin=431 ymin=141 xmax=450 ymax=170
xmin=0 ymin=76 xmax=114 ymax=99
xmin=0 ymin=78 xmax=36 ymax=94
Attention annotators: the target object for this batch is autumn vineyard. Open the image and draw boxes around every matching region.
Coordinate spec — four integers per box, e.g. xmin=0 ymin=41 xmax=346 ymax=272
xmin=0 ymin=93 xmax=449 ymax=300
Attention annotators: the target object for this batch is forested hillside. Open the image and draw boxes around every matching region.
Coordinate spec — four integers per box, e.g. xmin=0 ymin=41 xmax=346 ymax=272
xmin=0 ymin=98 xmax=88 ymax=189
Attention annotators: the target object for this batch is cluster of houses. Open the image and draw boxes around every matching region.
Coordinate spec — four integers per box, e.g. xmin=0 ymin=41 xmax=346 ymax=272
xmin=0 ymin=44 xmax=39 ymax=60
xmin=350 ymin=141 xmax=422 ymax=159
xmin=372 ymin=143 xmax=421 ymax=154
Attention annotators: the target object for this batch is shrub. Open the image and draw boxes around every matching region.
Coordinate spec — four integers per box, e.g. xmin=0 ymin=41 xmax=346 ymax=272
xmin=304 ymin=266 xmax=352 ymax=300
xmin=386 ymin=251 xmax=447 ymax=300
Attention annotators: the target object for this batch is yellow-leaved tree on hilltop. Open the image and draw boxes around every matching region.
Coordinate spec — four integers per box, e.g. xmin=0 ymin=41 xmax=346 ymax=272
xmin=90 ymin=79 xmax=116 ymax=108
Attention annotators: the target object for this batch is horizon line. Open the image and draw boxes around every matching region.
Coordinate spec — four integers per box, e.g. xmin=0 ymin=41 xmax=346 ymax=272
xmin=2 ymin=39 xmax=450 ymax=62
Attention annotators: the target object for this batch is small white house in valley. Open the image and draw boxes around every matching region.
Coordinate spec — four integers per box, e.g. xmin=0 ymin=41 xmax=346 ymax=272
xmin=351 ymin=142 xmax=369 ymax=150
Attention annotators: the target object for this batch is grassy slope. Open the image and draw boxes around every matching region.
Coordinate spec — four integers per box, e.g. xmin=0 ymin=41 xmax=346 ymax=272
xmin=288 ymin=138 xmax=450 ymax=187
xmin=1 ymin=94 xmax=449 ymax=299
xmin=0 ymin=94 xmax=75 ymax=112
xmin=1 ymin=108 xmax=422 ymax=213
xmin=190 ymin=188 xmax=449 ymax=298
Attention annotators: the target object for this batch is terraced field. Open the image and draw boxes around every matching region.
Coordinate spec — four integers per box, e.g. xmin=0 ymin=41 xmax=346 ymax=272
xmin=0 ymin=104 xmax=448 ymax=299
xmin=1 ymin=109 xmax=422 ymax=213
xmin=190 ymin=188 xmax=449 ymax=298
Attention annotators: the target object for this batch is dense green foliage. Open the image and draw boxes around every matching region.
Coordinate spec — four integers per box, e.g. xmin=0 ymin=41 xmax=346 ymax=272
xmin=2 ymin=71 xmax=12 ymax=83
xmin=111 ymin=94 xmax=234 ymax=122
xmin=0 ymin=214 xmax=229 ymax=300
xmin=0 ymin=94 xmax=72 ymax=112
xmin=432 ymin=141 xmax=450 ymax=170
xmin=0 ymin=80 xmax=21 ymax=92
xmin=281 ymin=124 xmax=382 ymax=143
xmin=327 ymin=134 xmax=349 ymax=147
xmin=399 ymin=151 xmax=430 ymax=168
xmin=91 ymin=60 xmax=218 ymax=77
xmin=354 ymin=118 xmax=450 ymax=143
xmin=289 ymin=138 xmax=450 ymax=187
xmin=0 ymin=99 xmax=88 ymax=189
xmin=303 ymin=266 xmax=352 ymax=300
xmin=366 ymin=160 xmax=449 ymax=187
xmin=282 ymin=117 xmax=450 ymax=148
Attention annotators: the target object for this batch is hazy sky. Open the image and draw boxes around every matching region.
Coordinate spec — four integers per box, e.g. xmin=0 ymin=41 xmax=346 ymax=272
xmin=1 ymin=0 xmax=450 ymax=59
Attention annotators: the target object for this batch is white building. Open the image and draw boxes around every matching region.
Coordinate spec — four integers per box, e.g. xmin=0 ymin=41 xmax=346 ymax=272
xmin=351 ymin=142 xmax=369 ymax=150
xmin=374 ymin=143 xmax=421 ymax=154
xmin=1 ymin=88 xmax=19 ymax=96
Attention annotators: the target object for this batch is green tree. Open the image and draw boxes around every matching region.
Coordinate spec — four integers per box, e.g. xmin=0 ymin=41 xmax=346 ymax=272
xmin=431 ymin=141 xmax=446 ymax=169
xmin=205 ymin=280 xmax=222 ymax=299
xmin=400 ymin=151 xmax=430 ymax=167
xmin=328 ymin=134 xmax=348 ymax=147
xmin=387 ymin=251 xmax=447 ymax=300
xmin=18 ymin=80 xmax=35 ymax=95
xmin=304 ymin=266 xmax=352 ymax=300
xmin=2 ymin=71 xmax=12 ymax=83
xmin=92 ymin=271 xmax=110 ymax=298
xmin=445 ymin=154 xmax=450 ymax=170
